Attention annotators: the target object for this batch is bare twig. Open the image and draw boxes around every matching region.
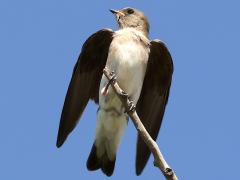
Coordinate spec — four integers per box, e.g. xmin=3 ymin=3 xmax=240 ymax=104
xmin=103 ymin=67 xmax=178 ymax=180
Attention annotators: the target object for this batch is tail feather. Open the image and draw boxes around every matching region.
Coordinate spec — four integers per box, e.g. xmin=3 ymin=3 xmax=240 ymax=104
xmin=86 ymin=144 xmax=101 ymax=170
xmin=87 ymin=143 xmax=116 ymax=176
xmin=101 ymin=154 xmax=116 ymax=176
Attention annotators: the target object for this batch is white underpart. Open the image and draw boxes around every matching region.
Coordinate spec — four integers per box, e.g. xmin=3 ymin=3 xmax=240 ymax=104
xmin=95 ymin=28 xmax=150 ymax=160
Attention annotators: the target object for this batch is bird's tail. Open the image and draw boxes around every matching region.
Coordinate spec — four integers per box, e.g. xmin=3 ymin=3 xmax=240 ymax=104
xmin=87 ymin=143 xmax=116 ymax=176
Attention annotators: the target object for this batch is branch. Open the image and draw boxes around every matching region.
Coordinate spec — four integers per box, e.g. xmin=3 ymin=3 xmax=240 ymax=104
xmin=103 ymin=67 xmax=178 ymax=180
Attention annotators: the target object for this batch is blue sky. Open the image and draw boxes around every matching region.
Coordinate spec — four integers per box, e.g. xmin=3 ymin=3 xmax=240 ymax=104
xmin=1 ymin=0 xmax=240 ymax=179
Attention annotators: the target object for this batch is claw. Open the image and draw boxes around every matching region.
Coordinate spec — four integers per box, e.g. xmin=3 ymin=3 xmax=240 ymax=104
xmin=101 ymin=85 xmax=109 ymax=96
xmin=129 ymin=102 xmax=136 ymax=112
xmin=128 ymin=100 xmax=136 ymax=112
xmin=124 ymin=100 xmax=136 ymax=113
xmin=101 ymin=70 xmax=117 ymax=96
xmin=121 ymin=90 xmax=128 ymax=97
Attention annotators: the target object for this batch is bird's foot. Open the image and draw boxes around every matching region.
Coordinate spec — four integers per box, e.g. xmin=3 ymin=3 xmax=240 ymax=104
xmin=120 ymin=90 xmax=128 ymax=98
xmin=126 ymin=100 xmax=136 ymax=113
xmin=101 ymin=71 xmax=117 ymax=96
xmin=109 ymin=71 xmax=117 ymax=84
xmin=121 ymin=91 xmax=136 ymax=113
xmin=101 ymin=86 xmax=109 ymax=96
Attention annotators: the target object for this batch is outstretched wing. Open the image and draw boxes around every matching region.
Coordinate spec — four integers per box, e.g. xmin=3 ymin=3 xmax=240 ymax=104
xmin=135 ymin=40 xmax=174 ymax=175
xmin=56 ymin=29 xmax=114 ymax=148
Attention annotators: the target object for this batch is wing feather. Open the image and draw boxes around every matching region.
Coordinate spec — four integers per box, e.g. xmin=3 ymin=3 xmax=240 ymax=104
xmin=56 ymin=29 xmax=114 ymax=147
xmin=135 ymin=40 xmax=173 ymax=175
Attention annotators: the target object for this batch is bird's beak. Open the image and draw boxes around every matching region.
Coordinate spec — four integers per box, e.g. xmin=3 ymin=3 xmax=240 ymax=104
xmin=109 ymin=9 xmax=124 ymax=17
xmin=109 ymin=9 xmax=118 ymax=14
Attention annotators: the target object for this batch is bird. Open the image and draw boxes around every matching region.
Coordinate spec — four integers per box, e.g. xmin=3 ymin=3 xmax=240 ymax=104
xmin=56 ymin=7 xmax=173 ymax=176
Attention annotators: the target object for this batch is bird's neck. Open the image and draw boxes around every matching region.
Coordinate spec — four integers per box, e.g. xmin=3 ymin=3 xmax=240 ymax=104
xmin=119 ymin=27 xmax=149 ymax=38
xmin=115 ymin=28 xmax=150 ymax=47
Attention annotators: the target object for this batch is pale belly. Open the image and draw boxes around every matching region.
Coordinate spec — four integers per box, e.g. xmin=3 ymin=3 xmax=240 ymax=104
xmin=100 ymin=36 xmax=149 ymax=107
xmin=95 ymin=31 xmax=149 ymax=159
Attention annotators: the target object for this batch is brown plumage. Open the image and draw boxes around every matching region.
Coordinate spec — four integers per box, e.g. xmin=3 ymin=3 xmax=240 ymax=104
xmin=56 ymin=7 xmax=173 ymax=176
xmin=56 ymin=29 xmax=114 ymax=148
xmin=136 ymin=40 xmax=173 ymax=175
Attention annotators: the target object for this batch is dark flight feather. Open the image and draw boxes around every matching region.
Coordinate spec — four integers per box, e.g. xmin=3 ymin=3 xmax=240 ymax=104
xmin=87 ymin=143 xmax=116 ymax=176
xmin=56 ymin=29 xmax=114 ymax=148
xmin=135 ymin=40 xmax=173 ymax=175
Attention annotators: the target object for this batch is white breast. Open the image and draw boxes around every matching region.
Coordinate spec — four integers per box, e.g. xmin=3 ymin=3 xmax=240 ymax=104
xmin=95 ymin=29 xmax=150 ymax=159
xmin=105 ymin=28 xmax=150 ymax=103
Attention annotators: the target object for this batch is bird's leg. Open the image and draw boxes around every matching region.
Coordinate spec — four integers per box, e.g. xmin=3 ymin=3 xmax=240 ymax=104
xmin=126 ymin=99 xmax=136 ymax=113
xmin=101 ymin=84 xmax=109 ymax=96
xmin=101 ymin=71 xmax=117 ymax=96
xmin=120 ymin=90 xmax=136 ymax=113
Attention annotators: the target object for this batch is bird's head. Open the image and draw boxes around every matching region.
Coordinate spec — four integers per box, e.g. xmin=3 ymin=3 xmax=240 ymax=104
xmin=110 ymin=7 xmax=149 ymax=37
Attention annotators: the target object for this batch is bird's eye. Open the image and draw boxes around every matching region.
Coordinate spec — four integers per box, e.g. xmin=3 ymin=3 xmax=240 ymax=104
xmin=127 ymin=9 xmax=134 ymax=14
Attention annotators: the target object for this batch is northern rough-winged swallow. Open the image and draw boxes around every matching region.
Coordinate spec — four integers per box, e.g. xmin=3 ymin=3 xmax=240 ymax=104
xmin=56 ymin=7 xmax=173 ymax=176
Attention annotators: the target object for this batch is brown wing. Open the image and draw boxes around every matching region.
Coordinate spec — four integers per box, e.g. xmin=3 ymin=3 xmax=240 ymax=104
xmin=56 ymin=29 xmax=114 ymax=148
xmin=135 ymin=40 xmax=174 ymax=175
